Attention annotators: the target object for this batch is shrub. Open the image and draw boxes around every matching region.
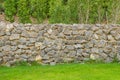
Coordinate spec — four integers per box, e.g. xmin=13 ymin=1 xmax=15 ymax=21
xmin=4 ymin=0 xmax=16 ymax=22
xmin=17 ymin=0 xmax=31 ymax=23
xmin=30 ymin=0 xmax=49 ymax=23
xmin=49 ymin=0 xmax=71 ymax=23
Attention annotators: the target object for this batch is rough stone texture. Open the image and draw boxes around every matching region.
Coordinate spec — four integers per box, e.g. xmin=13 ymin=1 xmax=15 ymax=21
xmin=0 ymin=22 xmax=120 ymax=66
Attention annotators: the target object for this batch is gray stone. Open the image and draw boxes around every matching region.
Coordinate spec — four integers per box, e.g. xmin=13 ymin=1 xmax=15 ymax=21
xmin=5 ymin=31 xmax=11 ymax=36
xmin=75 ymin=36 xmax=86 ymax=40
xmin=29 ymin=32 xmax=38 ymax=38
xmin=21 ymin=31 xmax=29 ymax=37
xmin=42 ymin=55 xmax=49 ymax=60
xmin=63 ymin=58 xmax=74 ymax=62
xmin=82 ymin=53 xmax=89 ymax=57
xmin=50 ymin=62 xmax=56 ymax=66
xmin=91 ymin=48 xmax=99 ymax=53
xmin=15 ymin=54 xmax=20 ymax=59
xmin=96 ymin=29 xmax=103 ymax=35
xmin=19 ymin=38 xmax=27 ymax=44
xmin=18 ymin=45 xmax=27 ymax=49
xmin=90 ymin=54 xmax=99 ymax=60
xmin=21 ymin=54 xmax=28 ymax=59
xmin=0 ymin=40 xmax=5 ymax=47
xmin=0 ymin=31 xmax=5 ymax=36
xmin=108 ymin=35 xmax=115 ymax=41
xmin=72 ymin=31 xmax=79 ymax=35
xmin=77 ymin=49 xmax=83 ymax=55
xmin=66 ymin=45 xmax=74 ymax=50
xmin=15 ymin=49 xmax=22 ymax=54
xmin=85 ymin=31 xmax=93 ymax=38
xmin=10 ymin=34 xmax=20 ymax=40
xmin=99 ymin=53 xmax=108 ymax=59
xmin=30 ymin=38 xmax=36 ymax=43
xmin=2 ymin=45 xmax=11 ymax=52
xmin=0 ymin=53 xmax=3 ymax=57
xmin=115 ymin=34 xmax=120 ymax=40
xmin=74 ymin=44 xmax=84 ymax=48
xmin=105 ymin=57 xmax=113 ymax=63
xmin=35 ymin=42 xmax=42 ymax=47
xmin=93 ymin=34 xmax=99 ymax=39
xmin=98 ymin=40 xmax=106 ymax=47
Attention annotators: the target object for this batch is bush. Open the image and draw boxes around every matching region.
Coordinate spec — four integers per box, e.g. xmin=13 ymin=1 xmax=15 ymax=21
xmin=3 ymin=0 xmax=120 ymax=24
xmin=17 ymin=0 xmax=31 ymax=23
xmin=30 ymin=0 xmax=49 ymax=23
xmin=49 ymin=0 xmax=71 ymax=23
xmin=0 ymin=0 xmax=4 ymax=14
xmin=4 ymin=0 xmax=16 ymax=22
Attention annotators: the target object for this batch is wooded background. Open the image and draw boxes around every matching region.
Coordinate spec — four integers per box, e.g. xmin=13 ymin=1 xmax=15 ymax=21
xmin=0 ymin=0 xmax=120 ymax=24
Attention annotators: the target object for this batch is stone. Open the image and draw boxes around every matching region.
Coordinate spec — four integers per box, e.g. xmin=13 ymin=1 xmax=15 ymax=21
xmin=66 ymin=45 xmax=74 ymax=50
xmin=0 ymin=53 xmax=3 ymax=57
xmin=91 ymin=48 xmax=99 ymax=53
xmin=21 ymin=31 xmax=29 ymax=37
xmin=0 ymin=31 xmax=5 ymax=36
xmin=19 ymin=38 xmax=27 ymax=44
xmin=85 ymin=31 xmax=93 ymax=38
xmin=35 ymin=55 xmax=42 ymax=62
xmin=50 ymin=62 xmax=56 ymax=66
xmin=82 ymin=53 xmax=89 ymax=57
xmin=15 ymin=49 xmax=22 ymax=54
xmin=42 ymin=55 xmax=49 ymax=60
xmin=29 ymin=32 xmax=38 ymax=38
xmin=93 ymin=34 xmax=99 ymax=39
xmin=98 ymin=40 xmax=106 ymax=47
xmin=114 ymin=34 xmax=120 ymax=40
xmin=74 ymin=44 xmax=84 ymax=48
xmin=47 ymin=50 xmax=56 ymax=55
xmin=75 ymin=36 xmax=86 ymax=40
xmin=108 ymin=35 xmax=115 ymax=41
xmin=72 ymin=31 xmax=79 ymax=35
xmin=10 ymin=34 xmax=20 ymax=40
xmin=15 ymin=54 xmax=20 ymax=59
xmin=103 ymin=46 xmax=112 ymax=54
xmin=30 ymin=38 xmax=36 ymax=43
xmin=6 ymin=24 xmax=14 ymax=32
xmin=47 ymin=29 xmax=52 ymax=34
xmin=63 ymin=30 xmax=72 ymax=35
xmin=21 ymin=54 xmax=28 ymax=59
xmin=99 ymin=53 xmax=108 ymax=59
xmin=35 ymin=42 xmax=42 ymax=47
xmin=96 ymin=29 xmax=103 ymax=35
xmin=18 ymin=45 xmax=27 ymax=49
xmin=105 ymin=57 xmax=113 ymax=63
xmin=2 ymin=45 xmax=11 ymax=52
xmin=63 ymin=58 xmax=74 ymax=62
xmin=85 ymin=42 xmax=93 ymax=48
xmin=0 ymin=40 xmax=5 ymax=47
xmin=77 ymin=49 xmax=83 ymax=55
xmin=90 ymin=54 xmax=99 ymax=60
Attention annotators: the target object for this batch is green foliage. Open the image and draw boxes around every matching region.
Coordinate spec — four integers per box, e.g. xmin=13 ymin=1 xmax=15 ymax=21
xmin=4 ymin=0 xmax=16 ymax=22
xmin=49 ymin=0 xmax=71 ymax=23
xmin=3 ymin=0 xmax=120 ymax=24
xmin=0 ymin=0 xmax=4 ymax=14
xmin=30 ymin=0 xmax=49 ymax=23
xmin=17 ymin=0 xmax=31 ymax=23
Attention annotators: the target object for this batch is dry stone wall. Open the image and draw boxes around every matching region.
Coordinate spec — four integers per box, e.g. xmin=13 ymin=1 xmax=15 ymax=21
xmin=0 ymin=22 xmax=120 ymax=66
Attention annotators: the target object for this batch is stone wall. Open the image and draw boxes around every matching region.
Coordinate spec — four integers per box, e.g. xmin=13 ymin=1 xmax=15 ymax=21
xmin=0 ymin=22 xmax=120 ymax=66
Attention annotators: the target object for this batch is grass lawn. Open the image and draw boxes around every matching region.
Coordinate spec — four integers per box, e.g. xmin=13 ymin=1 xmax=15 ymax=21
xmin=0 ymin=63 xmax=120 ymax=80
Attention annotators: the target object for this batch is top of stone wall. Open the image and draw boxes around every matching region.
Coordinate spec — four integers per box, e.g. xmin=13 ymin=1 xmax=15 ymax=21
xmin=0 ymin=21 xmax=120 ymax=27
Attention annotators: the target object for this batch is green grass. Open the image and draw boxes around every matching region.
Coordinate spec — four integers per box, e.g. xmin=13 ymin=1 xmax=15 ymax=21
xmin=0 ymin=63 xmax=120 ymax=80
